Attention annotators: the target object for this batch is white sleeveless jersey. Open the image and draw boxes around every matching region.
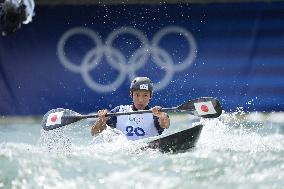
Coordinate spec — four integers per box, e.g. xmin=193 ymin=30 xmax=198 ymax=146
xmin=114 ymin=105 xmax=159 ymax=140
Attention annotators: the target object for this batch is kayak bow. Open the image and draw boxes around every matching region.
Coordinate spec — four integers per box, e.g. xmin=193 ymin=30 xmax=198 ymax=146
xmin=147 ymin=124 xmax=203 ymax=153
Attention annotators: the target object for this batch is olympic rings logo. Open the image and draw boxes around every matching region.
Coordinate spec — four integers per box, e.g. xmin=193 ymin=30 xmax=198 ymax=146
xmin=57 ymin=26 xmax=197 ymax=93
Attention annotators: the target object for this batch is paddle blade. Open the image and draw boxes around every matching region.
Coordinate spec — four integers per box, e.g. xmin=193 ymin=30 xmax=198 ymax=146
xmin=42 ymin=108 xmax=83 ymax=131
xmin=177 ymin=97 xmax=222 ymax=118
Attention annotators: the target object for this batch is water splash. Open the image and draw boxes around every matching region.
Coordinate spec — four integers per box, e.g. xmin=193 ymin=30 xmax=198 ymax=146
xmin=39 ymin=128 xmax=72 ymax=155
xmin=197 ymin=111 xmax=284 ymax=153
xmin=1 ymin=113 xmax=284 ymax=189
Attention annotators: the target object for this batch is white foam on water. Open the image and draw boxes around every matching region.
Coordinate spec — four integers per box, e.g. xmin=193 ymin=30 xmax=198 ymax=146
xmin=39 ymin=128 xmax=73 ymax=155
xmin=197 ymin=112 xmax=284 ymax=153
xmin=184 ymin=111 xmax=284 ymax=189
xmin=38 ymin=125 xmax=152 ymax=156
xmin=1 ymin=112 xmax=284 ymax=189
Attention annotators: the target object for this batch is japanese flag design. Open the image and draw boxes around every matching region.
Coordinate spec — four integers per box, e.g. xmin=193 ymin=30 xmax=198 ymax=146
xmin=46 ymin=111 xmax=64 ymax=126
xmin=194 ymin=101 xmax=217 ymax=116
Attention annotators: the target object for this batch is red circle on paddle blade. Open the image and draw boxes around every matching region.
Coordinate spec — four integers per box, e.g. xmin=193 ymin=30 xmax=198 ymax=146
xmin=51 ymin=115 xmax=57 ymax=122
xmin=201 ymin=105 xmax=209 ymax=112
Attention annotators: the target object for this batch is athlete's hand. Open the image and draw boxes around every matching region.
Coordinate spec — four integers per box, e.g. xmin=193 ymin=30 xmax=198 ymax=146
xmin=97 ymin=109 xmax=108 ymax=122
xmin=152 ymin=106 xmax=170 ymax=129
xmin=151 ymin=106 xmax=167 ymax=118
xmin=91 ymin=109 xmax=108 ymax=136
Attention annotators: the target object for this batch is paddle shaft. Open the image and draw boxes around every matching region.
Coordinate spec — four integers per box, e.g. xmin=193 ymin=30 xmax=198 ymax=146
xmin=78 ymin=107 xmax=178 ymax=119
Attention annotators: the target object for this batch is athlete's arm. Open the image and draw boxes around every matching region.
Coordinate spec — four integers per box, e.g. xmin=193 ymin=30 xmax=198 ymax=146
xmin=151 ymin=106 xmax=170 ymax=129
xmin=91 ymin=109 xmax=108 ymax=136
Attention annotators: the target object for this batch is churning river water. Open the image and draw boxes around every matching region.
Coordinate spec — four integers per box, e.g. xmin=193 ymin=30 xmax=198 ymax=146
xmin=0 ymin=112 xmax=284 ymax=189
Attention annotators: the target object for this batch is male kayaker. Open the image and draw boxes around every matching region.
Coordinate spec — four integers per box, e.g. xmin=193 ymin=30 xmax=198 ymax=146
xmin=91 ymin=77 xmax=170 ymax=140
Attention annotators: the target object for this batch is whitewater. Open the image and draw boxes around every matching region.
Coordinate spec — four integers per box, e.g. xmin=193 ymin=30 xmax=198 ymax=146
xmin=0 ymin=112 xmax=283 ymax=189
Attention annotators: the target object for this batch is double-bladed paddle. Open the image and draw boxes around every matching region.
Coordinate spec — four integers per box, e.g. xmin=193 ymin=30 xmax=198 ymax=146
xmin=42 ymin=97 xmax=222 ymax=131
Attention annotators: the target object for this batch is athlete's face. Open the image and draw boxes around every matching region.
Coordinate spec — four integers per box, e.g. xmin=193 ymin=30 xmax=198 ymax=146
xmin=132 ymin=90 xmax=151 ymax=110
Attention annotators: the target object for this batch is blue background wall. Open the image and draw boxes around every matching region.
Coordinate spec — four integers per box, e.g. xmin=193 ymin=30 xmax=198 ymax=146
xmin=0 ymin=2 xmax=284 ymax=115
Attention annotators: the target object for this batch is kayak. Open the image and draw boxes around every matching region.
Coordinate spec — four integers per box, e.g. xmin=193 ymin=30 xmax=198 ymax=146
xmin=147 ymin=124 xmax=203 ymax=153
